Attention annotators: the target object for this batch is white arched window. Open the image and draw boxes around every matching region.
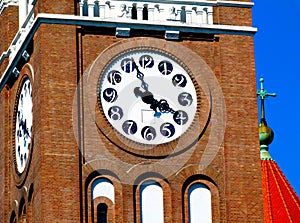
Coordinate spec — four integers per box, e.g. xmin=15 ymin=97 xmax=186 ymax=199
xmin=92 ymin=178 xmax=115 ymax=203
xmin=140 ymin=181 xmax=164 ymax=223
xmin=188 ymin=183 xmax=212 ymax=223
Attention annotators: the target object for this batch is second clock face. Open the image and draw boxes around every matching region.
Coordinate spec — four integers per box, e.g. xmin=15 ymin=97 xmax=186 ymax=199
xmin=15 ymin=77 xmax=33 ymax=174
xmin=99 ymin=50 xmax=197 ymax=145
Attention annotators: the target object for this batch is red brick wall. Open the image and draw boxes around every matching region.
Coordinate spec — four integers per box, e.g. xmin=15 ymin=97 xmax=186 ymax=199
xmin=0 ymin=6 xmax=19 ymax=76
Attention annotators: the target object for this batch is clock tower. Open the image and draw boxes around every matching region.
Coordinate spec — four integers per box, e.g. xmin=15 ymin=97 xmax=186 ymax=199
xmin=0 ymin=0 xmax=263 ymax=222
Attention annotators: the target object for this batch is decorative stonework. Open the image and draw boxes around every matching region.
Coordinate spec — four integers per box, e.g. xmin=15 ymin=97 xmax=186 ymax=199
xmin=79 ymin=0 xmax=213 ymax=26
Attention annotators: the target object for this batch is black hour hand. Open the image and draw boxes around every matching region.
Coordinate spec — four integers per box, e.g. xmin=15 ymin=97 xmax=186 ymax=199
xmin=134 ymin=87 xmax=154 ymax=105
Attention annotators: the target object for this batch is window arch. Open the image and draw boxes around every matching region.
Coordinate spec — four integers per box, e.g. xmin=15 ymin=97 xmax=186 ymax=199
xmin=92 ymin=178 xmax=115 ymax=203
xmin=188 ymin=183 xmax=212 ymax=223
xmin=140 ymin=181 xmax=164 ymax=223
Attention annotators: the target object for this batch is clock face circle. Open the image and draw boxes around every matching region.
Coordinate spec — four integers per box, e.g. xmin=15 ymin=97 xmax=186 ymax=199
xmin=15 ymin=78 xmax=33 ymax=174
xmin=99 ymin=50 xmax=197 ymax=145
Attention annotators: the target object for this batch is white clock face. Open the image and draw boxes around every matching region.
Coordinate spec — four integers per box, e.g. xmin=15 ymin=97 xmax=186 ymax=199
xmin=15 ymin=78 xmax=33 ymax=174
xmin=99 ymin=50 xmax=197 ymax=145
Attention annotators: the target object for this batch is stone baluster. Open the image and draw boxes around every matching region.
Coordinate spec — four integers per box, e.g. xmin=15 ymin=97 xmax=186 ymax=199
xmin=128 ymin=5 xmax=133 ymax=18
xmin=137 ymin=5 xmax=143 ymax=20
xmin=192 ymin=7 xmax=197 ymax=25
xmin=148 ymin=6 xmax=154 ymax=21
xmin=159 ymin=8 xmax=165 ymax=22
xmin=203 ymin=7 xmax=208 ymax=24
xmin=154 ymin=5 xmax=160 ymax=21
xmin=186 ymin=10 xmax=192 ymax=24
xmin=110 ymin=4 xmax=116 ymax=18
xmin=98 ymin=4 xmax=105 ymax=18
xmin=79 ymin=1 xmax=84 ymax=16
xmin=197 ymin=10 xmax=203 ymax=24
xmin=88 ymin=0 xmax=94 ymax=17
xmin=106 ymin=2 xmax=112 ymax=18
xmin=207 ymin=10 xmax=213 ymax=24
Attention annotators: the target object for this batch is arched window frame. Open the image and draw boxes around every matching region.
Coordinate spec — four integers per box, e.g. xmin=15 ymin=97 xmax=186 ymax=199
xmin=135 ymin=176 xmax=172 ymax=223
xmin=91 ymin=177 xmax=115 ymax=223
xmin=92 ymin=178 xmax=115 ymax=202
xmin=86 ymin=173 xmax=123 ymax=223
xmin=183 ymin=178 xmax=220 ymax=223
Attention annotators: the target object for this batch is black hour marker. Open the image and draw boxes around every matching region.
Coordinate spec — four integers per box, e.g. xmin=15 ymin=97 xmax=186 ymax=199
xmin=178 ymin=92 xmax=193 ymax=106
xmin=139 ymin=55 xmax=154 ymax=68
xmin=107 ymin=71 xmax=122 ymax=85
xmin=122 ymin=120 xmax=138 ymax=135
xmin=141 ymin=126 xmax=156 ymax=141
xmin=172 ymin=74 xmax=187 ymax=87
xmin=103 ymin=88 xmax=118 ymax=103
xmin=108 ymin=106 xmax=123 ymax=120
xmin=173 ymin=110 xmax=188 ymax=125
xmin=160 ymin=123 xmax=175 ymax=138
xmin=121 ymin=58 xmax=135 ymax=73
xmin=158 ymin=60 xmax=173 ymax=75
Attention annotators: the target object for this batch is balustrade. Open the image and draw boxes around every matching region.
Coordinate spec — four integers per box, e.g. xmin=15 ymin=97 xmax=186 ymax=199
xmin=79 ymin=0 xmax=213 ymax=25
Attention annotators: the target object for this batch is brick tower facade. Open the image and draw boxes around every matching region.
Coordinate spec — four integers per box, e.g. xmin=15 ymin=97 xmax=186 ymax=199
xmin=0 ymin=0 xmax=263 ymax=222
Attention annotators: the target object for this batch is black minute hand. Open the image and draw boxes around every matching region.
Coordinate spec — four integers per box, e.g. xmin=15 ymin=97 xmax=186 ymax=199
xmin=132 ymin=58 xmax=176 ymax=117
xmin=132 ymin=58 xmax=149 ymax=91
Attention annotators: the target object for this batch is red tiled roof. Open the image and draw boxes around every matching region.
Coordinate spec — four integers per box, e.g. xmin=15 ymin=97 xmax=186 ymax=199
xmin=261 ymin=159 xmax=300 ymax=222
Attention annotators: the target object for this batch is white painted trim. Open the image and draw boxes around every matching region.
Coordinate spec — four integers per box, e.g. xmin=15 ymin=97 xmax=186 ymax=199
xmin=0 ymin=0 xmax=19 ymax=14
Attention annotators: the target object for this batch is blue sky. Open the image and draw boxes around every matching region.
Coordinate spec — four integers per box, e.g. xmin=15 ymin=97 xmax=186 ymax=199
xmin=253 ymin=1 xmax=300 ymax=195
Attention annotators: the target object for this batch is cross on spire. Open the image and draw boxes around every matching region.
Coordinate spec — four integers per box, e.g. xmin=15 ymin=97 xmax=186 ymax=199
xmin=257 ymin=77 xmax=276 ymax=121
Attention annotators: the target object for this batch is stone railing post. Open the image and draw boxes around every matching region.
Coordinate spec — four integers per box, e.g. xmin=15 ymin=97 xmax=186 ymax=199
xmin=186 ymin=10 xmax=192 ymax=24
xmin=154 ymin=5 xmax=160 ymax=21
xmin=197 ymin=10 xmax=203 ymax=24
xmin=99 ymin=4 xmax=106 ymax=18
xmin=88 ymin=0 xmax=95 ymax=17
xmin=137 ymin=5 xmax=143 ymax=20
xmin=148 ymin=7 xmax=154 ymax=21
xmin=79 ymin=1 xmax=84 ymax=16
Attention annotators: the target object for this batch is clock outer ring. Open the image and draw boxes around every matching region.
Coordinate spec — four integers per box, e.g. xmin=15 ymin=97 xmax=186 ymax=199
xmin=12 ymin=64 xmax=34 ymax=186
xmin=91 ymin=38 xmax=212 ymax=157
